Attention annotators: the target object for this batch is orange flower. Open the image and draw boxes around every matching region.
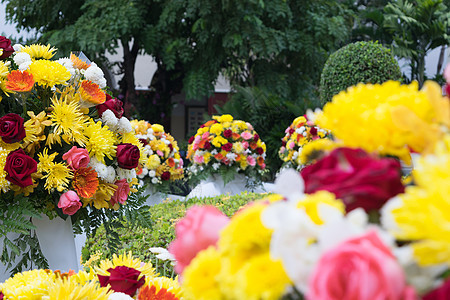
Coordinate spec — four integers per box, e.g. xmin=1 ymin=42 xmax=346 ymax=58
xmin=79 ymin=80 xmax=106 ymax=105
xmin=203 ymin=120 xmax=217 ymax=127
xmin=214 ymin=153 xmax=224 ymax=160
xmin=138 ymin=285 xmax=179 ymax=300
xmin=167 ymin=158 xmax=175 ymax=168
xmin=5 ymin=70 xmax=35 ymax=92
xmin=257 ymin=156 xmax=265 ymax=166
xmin=136 ymin=164 xmax=143 ymax=175
xmin=70 ymin=53 xmax=90 ymax=70
xmin=72 ymin=167 xmax=99 ymax=198
xmin=232 ymin=132 xmax=241 ymax=140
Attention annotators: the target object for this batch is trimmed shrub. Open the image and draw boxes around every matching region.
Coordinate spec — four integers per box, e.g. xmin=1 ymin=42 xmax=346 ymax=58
xmin=319 ymin=41 xmax=402 ymax=104
xmin=81 ymin=192 xmax=268 ymax=277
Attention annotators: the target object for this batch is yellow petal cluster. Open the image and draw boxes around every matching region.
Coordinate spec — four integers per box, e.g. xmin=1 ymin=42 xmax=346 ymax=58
xmin=28 ymin=60 xmax=71 ymax=87
xmin=20 ymin=44 xmax=57 ymax=60
xmin=84 ymin=120 xmax=117 ymax=164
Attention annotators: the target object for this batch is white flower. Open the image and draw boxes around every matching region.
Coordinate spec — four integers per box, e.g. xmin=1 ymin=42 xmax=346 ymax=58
xmin=12 ymin=44 xmax=23 ymax=52
xmin=380 ymin=196 xmax=403 ymax=235
xmin=101 ymin=109 xmax=119 ymax=129
xmin=151 ymin=177 xmax=159 ymax=184
xmin=18 ymin=61 xmax=32 ymax=71
xmin=147 ymin=128 xmax=154 ymax=135
xmin=116 ymin=168 xmax=135 ymax=181
xmin=13 ymin=52 xmax=31 ymax=66
xmin=225 ymin=153 xmax=237 ymax=161
xmin=148 ymin=170 xmax=156 ymax=177
xmin=93 ymin=163 xmax=108 ymax=180
xmin=116 ymin=117 xmax=133 ymax=134
xmin=212 ymin=163 xmax=221 ymax=170
xmin=84 ymin=62 xmax=105 ymax=86
xmin=149 ymin=247 xmax=175 ymax=261
xmin=98 ymin=77 xmax=107 ymax=89
xmin=57 ymin=57 xmax=76 ymax=76
xmin=138 ymin=167 xmax=148 ymax=178
xmin=105 ymin=166 xmax=116 ymax=183
xmin=211 ymin=149 xmax=218 ymax=155
xmin=271 ymin=169 xmax=305 ymax=202
xmin=305 ymin=108 xmax=322 ymax=123
xmin=108 ymin=293 xmax=134 ymax=300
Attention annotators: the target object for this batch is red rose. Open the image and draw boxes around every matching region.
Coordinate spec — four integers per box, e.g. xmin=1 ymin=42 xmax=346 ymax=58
xmin=222 ymin=142 xmax=233 ymax=152
xmin=0 ymin=291 xmax=3 ymax=300
xmin=223 ymin=129 xmax=232 ymax=138
xmin=0 ymin=113 xmax=26 ymax=144
xmin=256 ymin=147 xmax=264 ymax=155
xmin=289 ymin=128 xmax=295 ymax=135
xmin=161 ymin=171 xmax=171 ymax=181
xmin=310 ymin=127 xmax=318 ymax=136
xmin=5 ymin=149 xmax=37 ymax=188
xmin=301 ymin=147 xmax=404 ymax=212
xmin=188 ymin=136 xmax=195 ymax=144
xmin=116 ymin=143 xmax=140 ymax=169
xmin=282 ymin=140 xmax=286 ymax=147
xmin=254 ymin=134 xmax=259 ymax=142
xmin=168 ymin=144 xmax=173 ymax=151
xmin=98 ymin=266 xmax=145 ymax=296
xmin=96 ymin=94 xmax=124 ymax=119
xmin=0 ymin=36 xmax=14 ymax=59
xmin=423 ymin=278 xmax=450 ymax=300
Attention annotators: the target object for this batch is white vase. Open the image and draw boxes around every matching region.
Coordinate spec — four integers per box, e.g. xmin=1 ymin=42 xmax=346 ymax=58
xmin=0 ymin=214 xmax=79 ymax=282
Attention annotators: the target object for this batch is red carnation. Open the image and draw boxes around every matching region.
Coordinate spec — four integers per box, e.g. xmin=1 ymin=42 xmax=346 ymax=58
xmin=188 ymin=136 xmax=195 ymax=144
xmin=222 ymin=142 xmax=233 ymax=152
xmin=139 ymin=138 xmax=148 ymax=146
xmin=223 ymin=129 xmax=232 ymax=138
xmin=289 ymin=128 xmax=295 ymax=135
xmin=204 ymin=141 xmax=211 ymax=150
xmin=256 ymin=147 xmax=264 ymax=155
xmin=168 ymin=144 xmax=173 ymax=151
xmin=254 ymin=134 xmax=259 ymax=142
xmin=301 ymin=147 xmax=404 ymax=212
xmin=310 ymin=127 xmax=318 ymax=136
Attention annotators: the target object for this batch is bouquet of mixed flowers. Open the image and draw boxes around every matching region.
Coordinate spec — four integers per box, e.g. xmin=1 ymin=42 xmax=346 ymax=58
xmin=0 ymin=36 xmax=144 ymax=270
xmin=186 ymin=114 xmax=267 ymax=186
xmin=166 ymin=80 xmax=450 ymax=300
xmin=0 ymin=252 xmax=183 ymax=300
xmin=131 ymin=120 xmax=184 ymax=192
xmin=278 ymin=115 xmax=329 ymax=171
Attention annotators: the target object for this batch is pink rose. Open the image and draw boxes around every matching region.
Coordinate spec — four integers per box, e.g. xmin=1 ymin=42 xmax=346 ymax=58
xmin=308 ymin=230 xmax=416 ymax=300
xmin=168 ymin=205 xmax=230 ymax=274
xmin=241 ymin=131 xmax=253 ymax=140
xmin=194 ymin=155 xmax=204 ymax=164
xmin=62 ymin=146 xmax=90 ymax=170
xmin=423 ymin=278 xmax=450 ymax=300
xmin=201 ymin=132 xmax=210 ymax=139
xmin=247 ymin=155 xmax=256 ymax=166
xmin=58 ymin=191 xmax=82 ymax=215
xmin=242 ymin=141 xmax=249 ymax=149
xmin=110 ymin=179 xmax=130 ymax=206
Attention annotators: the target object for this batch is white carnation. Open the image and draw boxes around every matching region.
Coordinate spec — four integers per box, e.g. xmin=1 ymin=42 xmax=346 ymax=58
xmin=212 ymin=163 xmax=221 ymax=170
xmin=101 ymin=109 xmax=119 ymax=129
xmin=13 ymin=52 xmax=31 ymax=66
xmin=116 ymin=117 xmax=133 ymax=134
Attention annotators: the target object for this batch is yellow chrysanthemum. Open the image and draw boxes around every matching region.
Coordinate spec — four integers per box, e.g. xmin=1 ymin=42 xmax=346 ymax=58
xmin=218 ymin=114 xmax=233 ymax=123
xmin=182 ymin=246 xmax=224 ymax=300
xmin=0 ymin=61 xmax=9 ymax=78
xmin=390 ymin=143 xmax=450 ymax=266
xmin=316 ymin=80 xmax=450 ymax=163
xmin=42 ymin=162 xmax=73 ymax=192
xmin=37 ymin=148 xmax=58 ymax=173
xmin=21 ymin=44 xmax=57 ymax=59
xmin=96 ymin=252 xmax=156 ymax=280
xmin=218 ymin=202 xmax=272 ymax=274
xmin=0 ymin=147 xmax=11 ymax=193
xmin=28 ymin=59 xmax=70 ymax=87
xmin=151 ymin=124 xmax=165 ymax=134
xmin=45 ymin=277 xmax=111 ymax=300
xmin=211 ymin=136 xmax=228 ymax=148
xmin=131 ymin=119 xmax=151 ymax=135
xmin=210 ymin=123 xmax=224 ymax=136
xmin=233 ymin=253 xmax=291 ymax=300
xmin=70 ymin=269 xmax=98 ymax=285
xmin=297 ymin=191 xmax=345 ymax=225
xmin=146 ymin=154 xmax=161 ymax=170
xmin=84 ymin=120 xmax=117 ymax=164
xmin=0 ymin=269 xmax=56 ymax=299
xmin=49 ymin=92 xmax=89 ymax=146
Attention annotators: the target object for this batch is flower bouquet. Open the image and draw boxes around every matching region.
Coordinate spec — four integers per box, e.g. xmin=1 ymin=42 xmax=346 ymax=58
xmin=0 ymin=36 xmax=145 ymax=273
xmin=130 ymin=120 xmax=184 ymax=203
xmin=278 ymin=115 xmax=329 ymax=171
xmin=186 ymin=114 xmax=267 ymax=197
xmin=0 ymin=252 xmax=183 ymax=300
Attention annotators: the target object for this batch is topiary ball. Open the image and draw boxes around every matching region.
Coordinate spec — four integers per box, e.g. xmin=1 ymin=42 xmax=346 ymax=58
xmin=319 ymin=41 xmax=402 ymax=105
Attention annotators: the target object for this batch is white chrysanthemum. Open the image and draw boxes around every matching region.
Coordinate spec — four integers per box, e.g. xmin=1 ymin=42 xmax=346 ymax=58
xmin=148 ymin=170 xmax=156 ymax=177
xmin=147 ymin=128 xmax=154 ymax=135
xmin=151 ymin=177 xmax=159 ymax=184
xmin=98 ymin=77 xmax=107 ymax=89
xmin=94 ymin=163 xmax=109 ymax=180
xmin=13 ymin=52 xmax=31 ymax=66
xmin=226 ymin=152 xmax=237 ymax=161
xmin=212 ymin=163 xmax=220 ymax=170
xmin=108 ymin=292 xmax=134 ymax=300
xmin=116 ymin=117 xmax=133 ymax=134
xmin=104 ymin=166 xmax=116 ymax=184
xmin=149 ymin=247 xmax=175 ymax=261
xmin=101 ymin=109 xmax=119 ymax=129
xmin=116 ymin=167 xmax=136 ymax=181
xmin=84 ymin=62 xmax=105 ymax=86
xmin=57 ymin=57 xmax=76 ymax=76
xmin=138 ymin=167 xmax=148 ymax=178
xmin=18 ymin=61 xmax=32 ymax=71
xmin=12 ymin=44 xmax=23 ymax=52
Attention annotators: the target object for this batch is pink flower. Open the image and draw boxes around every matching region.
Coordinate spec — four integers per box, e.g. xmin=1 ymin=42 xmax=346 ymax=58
xmin=307 ymin=230 xmax=416 ymax=300
xmin=247 ymin=155 xmax=256 ymax=166
xmin=242 ymin=141 xmax=249 ymax=149
xmin=194 ymin=155 xmax=204 ymax=164
xmin=201 ymin=132 xmax=210 ymax=139
xmin=241 ymin=131 xmax=253 ymax=140
xmin=157 ymin=150 xmax=164 ymax=157
xmin=62 ymin=146 xmax=90 ymax=170
xmin=194 ymin=135 xmax=201 ymax=144
xmin=288 ymin=141 xmax=295 ymax=149
xmin=246 ymin=122 xmax=254 ymax=131
xmin=110 ymin=179 xmax=130 ymax=206
xmin=168 ymin=206 xmax=230 ymax=274
xmin=444 ymin=64 xmax=450 ymax=83
xmin=58 ymin=191 xmax=82 ymax=215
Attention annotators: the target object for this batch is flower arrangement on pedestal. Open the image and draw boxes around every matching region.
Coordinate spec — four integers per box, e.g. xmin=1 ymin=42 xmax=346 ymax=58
xmin=0 ymin=252 xmax=183 ymax=300
xmin=186 ymin=114 xmax=267 ymax=186
xmin=0 ymin=37 xmax=145 ymax=272
xmin=278 ymin=115 xmax=329 ymax=171
xmin=166 ymin=80 xmax=450 ymax=299
xmin=130 ymin=120 xmax=184 ymax=192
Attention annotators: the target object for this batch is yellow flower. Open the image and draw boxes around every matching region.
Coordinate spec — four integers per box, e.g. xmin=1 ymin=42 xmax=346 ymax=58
xmin=232 ymin=142 xmax=244 ymax=154
xmin=0 ymin=147 xmax=11 ymax=193
xmin=210 ymin=123 xmax=224 ymax=136
xmin=83 ymin=181 xmax=117 ymax=209
xmin=21 ymin=44 xmax=57 ymax=59
xmin=96 ymin=252 xmax=156 ymax=279
xmin=317 ymin=80 xmax=449 ymax=162
xmin=297 ymin=191 xmax=345 ymax=225
xmin=151 ymin=124 xmax=164 ymax=134
xmin=132 ymin=120 xmax=151 ymax=135
xmin=390 ymin=147 xmax=450 ymax=266
xmin=121 ymin=131 xmax=145 ymax=163
xmin=0 ymin=61 xmax=9 ymax=78
xmin=218 ymin=114 xmax=233 ymax=123
xmin=182 ymin=246 xmax=224 ymax=300
xmin=196 ymin=127 xmax=209 ymax=135
xmin=140 ymin=276 xmax=183 ymax=300
xmin=84 ymin=120 xmax=117 ymax=164
xmin=146 ymin=154 xmax=161 ymax=169
xmin=49 ymin=91 xmax=89 ymax=146
xmin=29 ymin=60 xmax=70 ymax=87
xmin=234 ymin=253 xmax=291 ymax=300
xmin=211 ymin=136 xmax=228 ymax=148
xmin=42 ymin=162 xmax=73 ymax=192
xmin=293 ymin=116 xmax=307 ymax=126
xmin=45 ymin=277 xmax=111 ymax=300
xmin=23 ymin=111 xmax=51 ymax=156
xmin=0 ymin=269 xmax=56 ymax=299
xmin=299 ymin=139 xmax=340 ymax=165
xmin=37 ymin=148 xmax=58 ymax=173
